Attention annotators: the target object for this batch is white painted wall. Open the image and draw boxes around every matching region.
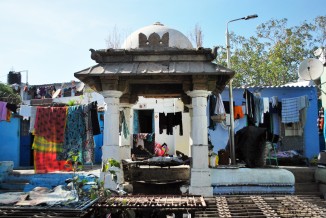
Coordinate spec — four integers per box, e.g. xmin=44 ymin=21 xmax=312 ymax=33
xmin=131 ymin=97 xmax=190 ymax=156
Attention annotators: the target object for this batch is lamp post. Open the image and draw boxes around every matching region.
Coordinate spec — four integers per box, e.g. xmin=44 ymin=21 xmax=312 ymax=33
xmin=226 ymin=14 xmax=258 ymax=165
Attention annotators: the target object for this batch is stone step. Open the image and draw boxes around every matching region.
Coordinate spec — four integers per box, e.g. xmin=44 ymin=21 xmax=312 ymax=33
xmin=282 ymin=167 xmax=316 ymax=183
xmin=295 ymin=182 xmax=319 ymax=194
xmin=0 ymin=180 xmax=29 ymax=191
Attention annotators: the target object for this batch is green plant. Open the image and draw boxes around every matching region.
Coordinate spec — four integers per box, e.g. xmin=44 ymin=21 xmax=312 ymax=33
xmin=67 ymin=99 xmax=77 ymax=106
xmin=65 ymin=151 xmax=85 ymax=199
xmin=65 ymin=153 xmax=121 ymax=201
xmin=89 ymin=158 xmax=121 ymax=200
xmin=310 ymin=155 xmax=318 ymax=166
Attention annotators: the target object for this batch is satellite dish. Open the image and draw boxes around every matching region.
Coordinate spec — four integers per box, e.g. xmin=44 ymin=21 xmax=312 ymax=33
xmin=314 ymin=47 xmax=323 ymax=57
xmin=298 ymin=58 xmax=324 ymax=81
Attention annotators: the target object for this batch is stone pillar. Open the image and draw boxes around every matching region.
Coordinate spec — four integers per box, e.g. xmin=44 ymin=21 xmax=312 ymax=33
xmin=185 ymin=104 xmax=193 ymax=156
xmin=100 ymin=90 xmax=123 ymax=190
xmin=119 ymin=103 xmax=132 ymax=160
xmin=187 ymin=90 xmax=213 ymax=196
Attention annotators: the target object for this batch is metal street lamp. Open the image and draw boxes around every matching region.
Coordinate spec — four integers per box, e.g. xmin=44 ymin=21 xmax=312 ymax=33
xmin=226 ymin=14 xmax=258 ymax=165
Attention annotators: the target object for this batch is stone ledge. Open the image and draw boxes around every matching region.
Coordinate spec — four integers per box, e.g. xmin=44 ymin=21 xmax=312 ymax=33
xmin=211 ymin=168 xmax=295 ymax=186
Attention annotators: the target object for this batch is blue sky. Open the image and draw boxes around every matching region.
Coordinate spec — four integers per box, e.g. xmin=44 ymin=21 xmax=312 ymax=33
xmin=0 ymin=0 xmax=325 ymax=85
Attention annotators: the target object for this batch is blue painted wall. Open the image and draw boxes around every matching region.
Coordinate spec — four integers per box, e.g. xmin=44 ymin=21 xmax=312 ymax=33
xmin=0 ymin=117 xmax=20 ymax=168
xmin=209 ymin=86 xmax=319 ymax=159
xmin=93 ymin=112 xmax=104 ymax=164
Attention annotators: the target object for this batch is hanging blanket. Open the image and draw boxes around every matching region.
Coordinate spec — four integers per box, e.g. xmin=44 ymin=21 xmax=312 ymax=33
xmin=32 ymin=136 xmax=63 ymax=153
xmin=34 ymin=107 xmax=67 ymax=143
xmin=34 ymin=150 xmax=71 ymax=174
xmin=83 ymin=103 xmax=94 ymax=164
xmin=33 ymin=106 xmax=70 ymax=173
xmin=59 ymin=105 xmax=86 ymax=161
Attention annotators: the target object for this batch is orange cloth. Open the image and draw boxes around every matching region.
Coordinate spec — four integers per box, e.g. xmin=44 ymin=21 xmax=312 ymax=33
xmin=6 ymin=110 xmax=11 ymax=122
xmin=234 ymin=106 xmax=244 ymax=119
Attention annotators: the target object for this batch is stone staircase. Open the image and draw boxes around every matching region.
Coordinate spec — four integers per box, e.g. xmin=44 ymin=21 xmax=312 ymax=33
xmin=0 ymin=164 xmax=101 ymax=194
xmin=282 ymin=166 xmax=320 ymax=196
xmin=0 ymin=176 xmax=29 ymax=193
xmin=0 ymin=170 xmax=74 ymax=193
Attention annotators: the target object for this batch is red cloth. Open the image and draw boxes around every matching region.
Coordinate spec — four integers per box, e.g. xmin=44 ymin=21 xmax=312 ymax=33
xmin=34 ymin=150 xmax=72 ymax=174
xmin=34 ymin=106 xmax=67 ymax=143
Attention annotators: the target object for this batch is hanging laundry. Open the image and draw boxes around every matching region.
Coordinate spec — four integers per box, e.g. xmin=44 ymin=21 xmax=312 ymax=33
xmin=34 ymin=107 xmax=67 ymax=143
xmin=209 ymin=94 xmax=226 ymax=128
xmin=263 ymin=98 xmax=269 ymax=113
xmin=166 ymin=112 xmax=175 ymax=135
xmin=159 ymin=112 xmax=167 ymax=134
xmin=271 ymin=96 xmax=278 ymax=108
xmin=318 ymin=107 xmax=324 ymax=134
xmin=174 ymin=112 xmax=183 ymax=136
xmin=119 ymin=110 xmax=129 ymax=139
xmin=253 ymin=93 xmax=264 ymax=126
xmin=5 ymin=109 xmax=11 ymax=122
xmin=29 ymin=106 xmax=37 ymax=133
xmin=19 ymin=105 xmax=32 ymax=120
xmin=233 ymin=106 xmax=244 ymax=119
xmin=0 ymin=101 xmax=7 ymax=121
xmin=83 ymin=103 xmax=95 ymax=164
xmin=243 ymin=89 xmax=255 ymax=125
xmin=60 ymin=105 xmax=86 ymax=162
xmin=159 ymin=112 xmax=183 ymax=136
xmin=91 ymin=101 xmax=100 ymax=135
xmin=33 ymin=106 xmax=70 ymax=173
xmin=146 ymin=132 xmax=154 ymax=142
xmin=214 ymin=94 xmax=226 ymax=115
xmin=208 ymin=94 xmax=217 ymax=130
xmin=281 ymin=96 xmax=308 ymax=124
xmin=34 ymin=150 xmax=72 ymax=174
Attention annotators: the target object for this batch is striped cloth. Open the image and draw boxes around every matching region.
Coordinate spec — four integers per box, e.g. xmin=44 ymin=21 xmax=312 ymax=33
xmin=281 ymin=96 xmax=308 ymax=123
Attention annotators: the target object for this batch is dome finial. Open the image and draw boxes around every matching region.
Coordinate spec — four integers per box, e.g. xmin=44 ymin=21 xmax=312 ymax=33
xmin=153 ymin=21 xmax=163 ymax=26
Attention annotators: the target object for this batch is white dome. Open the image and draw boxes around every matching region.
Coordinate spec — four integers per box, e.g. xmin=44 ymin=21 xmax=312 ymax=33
xmin=122 ymin=22 xmax=193 ymax=49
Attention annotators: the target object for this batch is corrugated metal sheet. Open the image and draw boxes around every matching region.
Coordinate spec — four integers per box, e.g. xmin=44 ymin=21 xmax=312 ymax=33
xmin=233 ymin=80 xmax=316 ymax=90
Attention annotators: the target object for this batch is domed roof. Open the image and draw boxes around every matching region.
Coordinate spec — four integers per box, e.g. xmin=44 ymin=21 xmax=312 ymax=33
xmin=122 ymin=22 xmax=193 ymax=49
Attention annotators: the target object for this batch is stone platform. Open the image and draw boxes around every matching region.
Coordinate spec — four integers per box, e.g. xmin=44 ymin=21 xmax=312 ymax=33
xmin=211 ymin=167 xmax=295 ymax=195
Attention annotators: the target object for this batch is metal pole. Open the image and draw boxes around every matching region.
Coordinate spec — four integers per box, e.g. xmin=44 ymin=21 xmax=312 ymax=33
xmin=225 ymin=14 xmax=258 ymax=165
xmin=226 ymin=24 xmax=236 ymax=165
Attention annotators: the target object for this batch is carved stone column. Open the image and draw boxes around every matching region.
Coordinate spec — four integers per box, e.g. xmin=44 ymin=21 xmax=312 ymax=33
xmin=186 ymin=90 xmax=213 ymax=196
xmin=100 ymin=90 xmax=123 ymax=190
xmin=184 ymin=104 xmax=193 ymax=155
